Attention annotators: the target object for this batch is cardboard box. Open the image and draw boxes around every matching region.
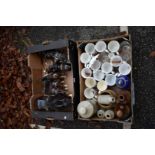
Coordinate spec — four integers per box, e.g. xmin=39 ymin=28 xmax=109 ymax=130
xmin=28 ymin=40 xmax=80 ymax=120
xmin=77 ymin=34 xmax=134 ymax=125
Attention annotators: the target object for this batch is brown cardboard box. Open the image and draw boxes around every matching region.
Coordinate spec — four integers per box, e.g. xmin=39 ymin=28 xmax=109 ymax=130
xmin=77 ymin=34 xmax=134 ymax=124
xmin=27 ymin=40 xmax=79 ymax=120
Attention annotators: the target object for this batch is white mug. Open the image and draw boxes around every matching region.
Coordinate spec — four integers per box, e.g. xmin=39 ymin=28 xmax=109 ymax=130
xmin=93 ymin=70 xmax=105 ymax=81
xmin=81 ymin=68 xmax=92 ymax=78
xmin=84 ymin=88 xmax=96 ymax=99
xmin=98 ymin=52 xmax=110 ymax=63
xmin=110 ymin=55 xmax=123 ymax=67
xmin=101 ymin=62 xmax=113 ymax=74
xmin=108 ymin=40 xmax=120 ymax=53
xmin=90 ymin=60 xmax=101 ymax=71
xmin=85 ymin=77 xmax=96 ymax=88
xmin=95 ymin=40 xmax=107 ymax=53
xmin=105 ymin=74 xmax=116 ymax=86
xmin=85 ymin=43 xmax=96 ymax=55
xmin=80 ymin=52 xmax=91 ymax=64
xmin=118 ymin=62 xmax=131 ymax=75
xmin=97 ymin=80 xmax=107 ymax=91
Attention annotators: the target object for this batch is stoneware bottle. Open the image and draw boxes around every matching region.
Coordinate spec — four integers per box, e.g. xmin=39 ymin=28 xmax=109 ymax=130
xmin=104 ymin=110 xmax=115 ymax=120
xmin=77 ymin=99 xmax=97 ymax=119
xmin=98 ymin=95 xmax=115 ymax=105
xmin=117 ymin=90 xmax=131 ymax=104
xmin=97 ymin=89 xmax=116 ymax=109
xmin=97 ymin=109 xmax=105 ymax=118
xmin=114 ymin=104 xmax=130 ymax=120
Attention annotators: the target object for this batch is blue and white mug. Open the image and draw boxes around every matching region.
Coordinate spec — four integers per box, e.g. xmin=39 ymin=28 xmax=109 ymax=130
xmin=116 ymin=75 xmax=131 ymax=89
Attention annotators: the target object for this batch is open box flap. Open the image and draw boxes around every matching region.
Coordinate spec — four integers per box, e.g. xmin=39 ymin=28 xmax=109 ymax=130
xmin=27 ymin=39 xmax=68 ymax=54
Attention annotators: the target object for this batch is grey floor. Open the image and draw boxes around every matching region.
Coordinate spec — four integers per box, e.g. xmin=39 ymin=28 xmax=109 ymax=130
xmin=28 ymin=26 xmax=155 ymax=129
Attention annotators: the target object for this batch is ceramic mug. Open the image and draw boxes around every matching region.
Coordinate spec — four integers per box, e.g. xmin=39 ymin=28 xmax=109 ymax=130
xmin=81 ymin=68 xmax=92 ymax=78
xmin=108 ymin=40 xmax=120 ymax=53
xmin=80 ymin=52 xmax=91 ymax=64
xmin=101 ymin=62 xmax=113 ymax=74
xmin=97 ymin=80 xmax=108 ymax=91
xmin=85 ymin=77 xmax=96 ymax=88
xmin=116 ymin=75 xmax=131 ymax=89
xmin=85 ymin=43 xmax=96 ymax=55
xmin=110 ymin=55 xmax=123 ymax=67
xmin=118 ymin=62 xmax=131 ymax=75
xmin=95 ymin=40 xmax=107 ymax=53
xmin=98 ymin=52 xmax=110 ymax=63
xmin=84 ymin=88 xmax=96 ymax=99
xmin=93 ymin=70 xmax=105 ymax=81
xmin=90 ymin=60 xmax=101 ymax=71
xmin=105 ymin=74 xmax=116 ymax=86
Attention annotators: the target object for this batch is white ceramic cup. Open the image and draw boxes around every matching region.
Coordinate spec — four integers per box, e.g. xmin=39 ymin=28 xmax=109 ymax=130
xmin=98 ymin=52 xmax=110 ymax=63
xmin=81 ymin=68 xmax=92 ymax=78
xmin=95 ymin=40 xmax=107 ymax=53
xmin=97 ymin=80 xmax=107 ymax=91
xmin=90 ymin=60 xmax=101 ymax=71
xmin=101 ymin=62 xmax=113 ymax=74
xmin=97 ymin=109 xmax=105 ymax=118
xmin=118 ymin=62 xmax=131 ymax=75
xmin=108 ymin=40 xmax=120 ymax=53
xmin=93 ymin=70 xmax=105 ymax=81
xmin=85 ymin=43 xmax=96 ymax=55
xmin=105 ymin=74 xmax=116 ymax=86
xmin=84 ymin=88 xmax=96 ymax=99
xmin=80 ymin=52 xmax=91 ymax=64
xmin=85 ymin=78 xmax=96 ymax=88
xmin=104 ymin=110 xmax=115 ymax=119
xmin=110 ymin=55 xmax=123 ymax=67
xmin=108 ymin=52 xmax=115 ymax=59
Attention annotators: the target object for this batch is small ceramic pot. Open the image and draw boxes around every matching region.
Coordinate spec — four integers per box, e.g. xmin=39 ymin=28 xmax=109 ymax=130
xmin=81 ymin=68 xmax=92 ymax=78
xmin=97 ymin=109 xmax=105 ymax=118
xmin=104 ymin=110 xmax=115 ymax=120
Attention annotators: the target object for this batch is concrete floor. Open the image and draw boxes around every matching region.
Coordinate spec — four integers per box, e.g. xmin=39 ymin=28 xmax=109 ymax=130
xmin=28 ymin=26 xmax=155 ymax=129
